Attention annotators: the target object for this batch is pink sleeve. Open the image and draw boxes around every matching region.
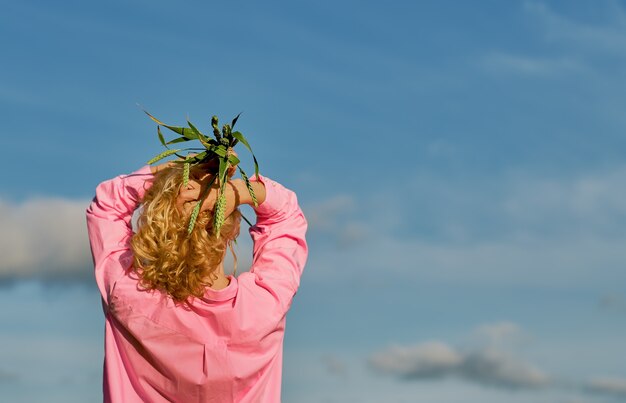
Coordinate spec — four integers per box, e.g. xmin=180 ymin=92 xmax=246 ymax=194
xmin=86 ymin=166 xmax=154 ymax=303
xmin=248 ymin=175 xmax=309 ymax=313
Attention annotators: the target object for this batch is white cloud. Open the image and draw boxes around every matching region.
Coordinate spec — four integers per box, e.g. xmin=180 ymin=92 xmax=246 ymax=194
xmin=368 ymin=322 xmax=626 ymax=399
xmin=309 ymin=218 xmax=626 ymax=289
xmin=368 ymin=339 xmax=550 ymax=390
xmin=501 ymin=166 xmax=626 ymax=237
xmin=0 ymin=195 xmax=255 ymax=282
xmin=481 ymin=53 xmax=584 ymax=76
xmin=304 ymin=195 xmax=354 ymax=232
xmin=0 ymin=85 xmax=45 ymax=108
xmin=305 ymin=164 xmax=626 ymax=289
xmin=558 ymin=398 xmax=595 ymax=403
xmin=320 ymin=354 xmax=348 ymax=377
xmin=303 ymin=195 xmax=369 ymax=247
xmin=524 ymin=1 xmax=626 ymax=54
xmin=408 ymin=164 xmax=626 ymax=243
xmin=585 ymin=377 xmax=626 ymax=397
xmin=287 ymin=349 xmax=572 ymax=403
xmin=480 ymin=1 xmax=626 ymax=79
xmin=598 ymin=292 xmax=626 ymax=313
xmin=472 ymin=322 xmax=526 ymax=346
xmin=0 ymin=368 xmax=18 ymax=382
xmin=369 ymin=341 xmax=463 ymax=379
xmin=0 ymin=198 xmax=92 ymax=280
xmin=461 ymin=348 xmax=550 ymax=389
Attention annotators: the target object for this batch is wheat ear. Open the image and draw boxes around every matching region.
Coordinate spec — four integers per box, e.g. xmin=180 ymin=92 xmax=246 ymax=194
xmin=213 ymin=189 xmax=227 ymax=238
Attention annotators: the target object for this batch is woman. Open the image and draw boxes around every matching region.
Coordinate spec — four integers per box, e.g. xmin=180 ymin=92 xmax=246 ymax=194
xmin=86 ymin=159 xmax=308 ymax=402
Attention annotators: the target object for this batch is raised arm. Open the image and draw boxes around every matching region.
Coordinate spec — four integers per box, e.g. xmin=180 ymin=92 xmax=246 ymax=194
xmin=246 ymin=175 xmax=308 ymax=313
xmin=85 ymin=166 xmax=154 ymax=302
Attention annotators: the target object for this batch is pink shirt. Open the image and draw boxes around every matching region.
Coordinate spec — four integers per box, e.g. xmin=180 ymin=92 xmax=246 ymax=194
xmin=86 ymin=166 xmax=308 ymax=402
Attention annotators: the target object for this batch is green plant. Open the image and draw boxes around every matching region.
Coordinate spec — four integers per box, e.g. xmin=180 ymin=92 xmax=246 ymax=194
xmin=143 ymin=109 xmax=259 ymax=236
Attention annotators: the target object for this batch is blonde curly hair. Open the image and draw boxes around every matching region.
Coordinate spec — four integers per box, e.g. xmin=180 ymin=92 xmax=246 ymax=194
xmin=130 ymin=164 xmax=241 ymax=303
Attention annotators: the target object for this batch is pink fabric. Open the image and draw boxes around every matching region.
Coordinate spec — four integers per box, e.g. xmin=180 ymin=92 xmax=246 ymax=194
xmin=86 ymin=166 xmax=308 ymax=402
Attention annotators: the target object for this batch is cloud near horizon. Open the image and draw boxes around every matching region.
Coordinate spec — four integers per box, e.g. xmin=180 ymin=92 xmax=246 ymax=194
xmin=305 ymin=163 xmax=626 ymax=290
xmin=368 ymin=322 xmax=626 ymax=399
xmin=368 ymin=341 xmax=550 ymax=390
xmin=0 ymin=197 xmax=92 ymax=281
xmin=368 ymin=322 xmax=548 ymax=390
xmin=584 ymin=377 xmax=626 ymax=398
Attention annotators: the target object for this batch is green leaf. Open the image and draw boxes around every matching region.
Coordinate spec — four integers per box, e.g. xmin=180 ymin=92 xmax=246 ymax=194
xmin=142 ymin=108 xmax=167 ymax=126
xmin=147 ymin=148 xmax=181 ymax=165
xmin=164 ymin=125 xmax=200 ymax=140
xmin=240 ymin=213 xmax=253 ymax=227
xmin=210 ymin=144 xmax=227 ymax=158
xmin=231 ymin=112 xmax=242 ymax=129
xmin=198 ymin=134 xmax=213 ymax=149
xmin=187 ymin=120 xmax=203 ymax=137
xmin=218 ymin=156 xmax=228 ymax=187
xmin=231 ymin=131 xmax=259 ymax=177
xmin=142 ymin=109 xmax=198 ymax=140
xmin=230 ymin=131 xmax=252 ymax=150
xmin=228 ymin=154 xmax=240 ymax=166
xmin=171 ymin=151 xmax=208 ymax=164
xmin=187 ymin=119 xmax=212 ymax=148
xmin=157 ymin=126 xmax=166 ymax=147
xmin=166 ymin=136 xmax=194 ymax=145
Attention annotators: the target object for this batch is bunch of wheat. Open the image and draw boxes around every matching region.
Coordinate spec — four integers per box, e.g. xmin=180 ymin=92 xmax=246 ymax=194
xmin=143 ymin=110 xmax=259 ymax=236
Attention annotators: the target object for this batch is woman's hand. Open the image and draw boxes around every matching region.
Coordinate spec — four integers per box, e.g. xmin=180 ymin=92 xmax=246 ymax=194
xmin=174 ymin=150 xmax=246 ymax=218
xmin=177 ymin=174 xmax=244 ymax=219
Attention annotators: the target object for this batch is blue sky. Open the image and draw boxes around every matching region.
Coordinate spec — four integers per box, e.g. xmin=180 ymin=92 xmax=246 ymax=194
xmin=2 ymin=0 xmax=626 ymax=401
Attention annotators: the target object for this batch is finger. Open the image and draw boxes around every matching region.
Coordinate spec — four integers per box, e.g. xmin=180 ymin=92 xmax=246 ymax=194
xmin=178 ymin=186 xmax=201 ymax=204
xmin=178 ymin=191 xmax=195 ymax=202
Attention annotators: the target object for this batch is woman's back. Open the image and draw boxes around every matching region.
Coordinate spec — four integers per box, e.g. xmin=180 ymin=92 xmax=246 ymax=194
xmin=86 ymin=166 xmax=308 ymax=402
